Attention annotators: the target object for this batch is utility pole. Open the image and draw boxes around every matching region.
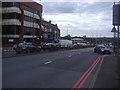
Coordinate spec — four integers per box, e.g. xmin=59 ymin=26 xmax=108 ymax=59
xmin=67 ymin=24 xmax=69 ymax=36
xmin=117 ymin=1 xmax=120 ymax=80
xmin=111 ymin=26 xmax=117 ymax=55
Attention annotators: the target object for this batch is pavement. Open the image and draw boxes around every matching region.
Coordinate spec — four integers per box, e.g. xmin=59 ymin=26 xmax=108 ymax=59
xmin=92 ymin=55 xmax=120 ymax=88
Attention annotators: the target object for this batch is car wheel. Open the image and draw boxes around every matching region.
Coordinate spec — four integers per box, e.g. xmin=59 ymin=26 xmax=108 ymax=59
xmin=16 ymin=51 xmax=20 ymax=54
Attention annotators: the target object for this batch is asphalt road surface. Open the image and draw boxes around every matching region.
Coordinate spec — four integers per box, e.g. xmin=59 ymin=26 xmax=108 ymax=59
xmin=3 ymin=48 xmax=103 ymax=88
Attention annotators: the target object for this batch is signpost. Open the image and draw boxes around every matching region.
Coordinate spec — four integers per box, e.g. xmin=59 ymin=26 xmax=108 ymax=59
xmin=111 ymin=26 xmax=117 ymax=55
xmin=113 ymin=3 xmax=120 ymax=55
xmin=113 ymin=2 xmax=120 ymax=79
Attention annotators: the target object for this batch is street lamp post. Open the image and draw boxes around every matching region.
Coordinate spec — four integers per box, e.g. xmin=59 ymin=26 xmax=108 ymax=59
xmin=111 ymin=26 xmax=117 ymax=55
xmin=67 ymin=24 xmax=69 ymax=36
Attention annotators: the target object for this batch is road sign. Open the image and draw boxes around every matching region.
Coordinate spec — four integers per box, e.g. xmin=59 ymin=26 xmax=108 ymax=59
xmin=113 ymin=4 xmax=120 ymax=25
xmin=111 ymin=26 xmax=117 ymax=32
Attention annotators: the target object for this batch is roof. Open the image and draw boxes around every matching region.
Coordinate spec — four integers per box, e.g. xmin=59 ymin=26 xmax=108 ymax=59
xmin=41 ymin=20 xmax=60 ymax=31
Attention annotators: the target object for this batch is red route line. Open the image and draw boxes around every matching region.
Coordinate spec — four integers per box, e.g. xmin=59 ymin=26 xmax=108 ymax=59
xmin=71 ymin=56 xmax=101 ymax=88
xmin=71 ymin=56 xmax=103 ymax=90
xmin=77 ymin=56 xmax=103 ymax=88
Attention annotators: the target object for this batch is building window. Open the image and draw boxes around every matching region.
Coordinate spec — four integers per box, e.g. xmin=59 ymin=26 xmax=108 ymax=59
xmin=23 ymin=5 xmax=38 ymax=14
xmin=2 ymin=25 xmax=19 ymax=34
xmin=2 ymin=13 xmax=20 ymax=19
xmin=44 ymin=33 xmax=48 ymax=39
xmin=49 ymin=28 xmax=52 ymax=32
xmin=2 ymin=2 xmax=19 ymax=7
xmin=54 ymin=30 xmax=57 ymax=34
xmin=44 ymin=28 xmax=47 ymax=32
xmin=24 ymin=27 xmax=37 ymax=35
xmin=24 ymin=16 xmax=37 ymax=23
xmin=13 ymin=2 xmax=20 ymax=7
xmin=2 ymin=2 xmax=14 ymax=7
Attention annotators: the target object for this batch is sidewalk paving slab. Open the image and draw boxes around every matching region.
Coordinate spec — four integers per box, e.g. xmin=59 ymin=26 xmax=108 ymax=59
xmin=93 ymin=55 xmax=119 ymax=88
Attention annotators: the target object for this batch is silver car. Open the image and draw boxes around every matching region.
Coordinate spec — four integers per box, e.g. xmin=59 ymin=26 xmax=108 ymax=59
xmin=94 ymin=45 xmax=112 ymax=54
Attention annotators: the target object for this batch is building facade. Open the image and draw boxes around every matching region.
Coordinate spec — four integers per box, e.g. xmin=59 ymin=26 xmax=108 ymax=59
xmin=41 ymin=20 xmax=60 ymax=43
xmin=2 ymin=2 xmax=43 ymax=47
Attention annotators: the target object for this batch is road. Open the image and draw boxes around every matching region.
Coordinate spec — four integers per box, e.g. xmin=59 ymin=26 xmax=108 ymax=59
xmin=3 ymin=48 xmax=103 ymax=88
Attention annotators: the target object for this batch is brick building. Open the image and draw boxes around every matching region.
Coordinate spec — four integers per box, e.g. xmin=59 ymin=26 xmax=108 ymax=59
xmin=2 ymin=2 xmax=60 ymax=47
xmin=41 ymin=20 xmax=60 ymax=43
xmin=2 ymin=2 xmax=43 ymax=47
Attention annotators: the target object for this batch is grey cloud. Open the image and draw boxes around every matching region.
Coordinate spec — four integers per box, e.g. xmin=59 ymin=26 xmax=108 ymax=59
xmin=42 ymin=2 xmax=78 ymax=14
xmin=42 ymin=2 xmax=113 ymax=14
xmin=76 ymin=2 xmax=113 ymax=15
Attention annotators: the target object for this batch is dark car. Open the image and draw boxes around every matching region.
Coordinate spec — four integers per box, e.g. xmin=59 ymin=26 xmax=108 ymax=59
xmin=13 ymin=42 xmax=41 ymax=54
xmin=94 ymin=45 xmax=112 ymax=54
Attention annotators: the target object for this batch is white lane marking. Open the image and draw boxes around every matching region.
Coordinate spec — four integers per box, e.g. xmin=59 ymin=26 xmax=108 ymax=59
xmin=68 ymin=55 xmax=72 ymax=57
xmin=44 ymin=61 xmax=52 ymax=64
xmin=71 ymin=50 xmax=79 ymax=52
xmin=104 ymin=55 xmax=109 ymax=56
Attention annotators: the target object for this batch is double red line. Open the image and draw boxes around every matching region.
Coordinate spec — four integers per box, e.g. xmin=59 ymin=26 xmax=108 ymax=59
xmin=71 ymin=56 xmax=103 ymax=89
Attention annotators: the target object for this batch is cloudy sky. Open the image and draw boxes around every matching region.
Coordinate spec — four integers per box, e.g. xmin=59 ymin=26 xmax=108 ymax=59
xmin=35 ymin=0 xmax=114 ymax=37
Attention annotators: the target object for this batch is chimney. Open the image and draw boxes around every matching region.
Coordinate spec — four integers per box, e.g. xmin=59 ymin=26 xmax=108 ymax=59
xmin=49 ymin=20 xmax=51 ymax=23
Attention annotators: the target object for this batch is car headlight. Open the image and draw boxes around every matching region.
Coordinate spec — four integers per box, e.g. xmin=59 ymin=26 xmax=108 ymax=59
xmin=101 ymin=50 xmax=104 ymax=52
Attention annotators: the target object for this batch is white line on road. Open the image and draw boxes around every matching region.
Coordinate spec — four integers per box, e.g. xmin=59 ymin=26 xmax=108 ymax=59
xmin=68 ymin=55 xmax=72 ymax=57
xmin=68 ymin=54 xmax=75 ymax=57
xmin=44 ymin=61 xmax=52 ymax=64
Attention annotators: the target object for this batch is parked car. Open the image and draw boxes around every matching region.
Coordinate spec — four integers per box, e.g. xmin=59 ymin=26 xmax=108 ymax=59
xmin=94 ymin=45 xmax=112 ymax=54
xmin=42 ymin=43 xmax=60 ymax=50
xmin=73 ymin=43 xmax=79 ymax=48
xmin=13 ymin=42 xmax=41 ymax=54
xmin=77 ymin=42 xmax=87 ymax=48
